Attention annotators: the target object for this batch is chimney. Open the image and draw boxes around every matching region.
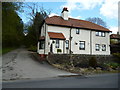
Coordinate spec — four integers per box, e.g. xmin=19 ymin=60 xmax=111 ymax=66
xmin=61 ymin=7 xmax=69 ymax=20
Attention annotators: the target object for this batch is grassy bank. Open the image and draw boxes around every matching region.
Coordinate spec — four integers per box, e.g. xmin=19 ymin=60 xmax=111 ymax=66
xmin=52 ymin=63 xmax=120 ymax=75
xmin=2 ymin=47 xmax=17 ymax=55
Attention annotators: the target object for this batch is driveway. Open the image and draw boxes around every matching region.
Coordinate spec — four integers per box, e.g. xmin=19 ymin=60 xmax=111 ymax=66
xmin=2 ymin=48 xmax=77 ymax=80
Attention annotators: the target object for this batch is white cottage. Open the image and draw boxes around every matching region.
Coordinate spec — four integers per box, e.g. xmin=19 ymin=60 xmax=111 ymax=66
xmin=37 ymin=7 xmax=111 ymax=56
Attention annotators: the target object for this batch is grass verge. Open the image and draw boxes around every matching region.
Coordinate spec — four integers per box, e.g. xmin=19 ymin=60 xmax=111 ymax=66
xmin=2 ymin=47 xmax=17 ymax=55
xmin=52 ymin=63 xmax=120 ymax=75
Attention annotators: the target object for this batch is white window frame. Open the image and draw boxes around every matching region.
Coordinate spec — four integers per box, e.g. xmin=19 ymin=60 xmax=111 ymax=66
xmin=96 ymin=32 xmax=99 ymax=36
xmin=101 ymin=32 xmax=105 ymax=37
xmin=95 ymin=44 xmax=100 ymax=51
xmin=102 ymin=44 xmax=106 ymax=51
xmin=56 ymin=40 xmax=59 ymax=48
xmin=39 ymin=40 xmax=45 ymax=49
xmin=66 ymin=40 xmax=69 ymax=49
xmin=79 ymin=41 xmax=85 ymax=50
xmin=76 ymin=29 xmax=80 ymax=34
xmin=96 ymin=31 xmax=105 ymax=37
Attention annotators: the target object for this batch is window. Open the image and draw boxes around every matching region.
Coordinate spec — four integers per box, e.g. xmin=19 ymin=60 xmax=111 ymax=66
xmin=99 ymin=32 xmax=102 ymax=36
xmin=102 ymin=44 xmax=106 ymax=51
xmin=96 ymin=32 xmax=99 ymax=36
xmin=56 ymin=40 xmax=59 ymax=48
xmin=76 ymin=29 xmax=80 ymax=34
xmin=101 ymin=32 xmax=105 ymax=37
xmin=66 ymin=40 xmax=69 ymax=49
xmin=79 ymin=41 xmax=85 ymax=50
xmin=39 ymin=41 xmax=45 ymax=49
xmin=96 ymin=31 xmax=105 ymax=37
xmin=95 ymin=44 xmax=100 ymax=51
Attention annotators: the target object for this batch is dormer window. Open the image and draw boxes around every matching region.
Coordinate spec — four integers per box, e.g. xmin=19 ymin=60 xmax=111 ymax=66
xmin=76 ymin=29 xmax=80 ymax=34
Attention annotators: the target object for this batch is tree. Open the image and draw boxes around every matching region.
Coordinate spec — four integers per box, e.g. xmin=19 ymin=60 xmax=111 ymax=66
xmin=86 ymin=17 xmax=107 ymax=28
xmin=24 ymin=3 xmax=51 ymax=48
xmin=2 ymin=2 xmax=24 ymax=48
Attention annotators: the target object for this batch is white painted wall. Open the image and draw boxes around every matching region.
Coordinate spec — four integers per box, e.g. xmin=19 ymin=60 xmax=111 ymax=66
xmin=38 ymin=24 xmax=110 ymax=55
xmin=48 ymin=25 xmax=110 ymax=55
xmin=48 ymin=25 xmax=70 ymax=54
xmin=49 ymin=39 xmax=64 ymax=54
xmin=61 ymin=11 xmax=68 ymax=20
xmin=92 ymin=31 xmax=110 ymax=55
xmin=48 ymin=25 xmax=91 ymax=54
xmin=37 ymin=23 xmax=50 ymax=54
xmin=71 ymin=28 xmax=90 ymax=54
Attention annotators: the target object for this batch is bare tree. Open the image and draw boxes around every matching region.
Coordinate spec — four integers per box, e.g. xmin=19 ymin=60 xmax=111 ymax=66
xmin=24 ymin=3 xmax=51 ymax=21
xmin=86 ymin=17 xmax=107 ymax=28
xmin=23 ymin=3 xmax=51 ymax=47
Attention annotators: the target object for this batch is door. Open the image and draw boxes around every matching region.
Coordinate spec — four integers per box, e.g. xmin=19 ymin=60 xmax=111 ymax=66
xmin=50 ymin=44 xmax=53 ymax=53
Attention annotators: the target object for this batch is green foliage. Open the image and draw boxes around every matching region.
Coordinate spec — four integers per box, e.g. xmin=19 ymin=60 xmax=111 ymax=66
xmin=89 ymin=56 xmax=97 ymax=68
xmin=57 ymin=49 xmax=62 ymax=53
xmin=24 ymin=13 xmax=47 ymax=48
xmin=112 ymin=53 xmax=120 ymax=63
xmin=110 ymin=39 xmax=117 ymax=44
xmin=104 ymin=62 xmax=120 ymax=69
xmin=2 ymin=2 xmax=24 ymax=48
xmin=113 ymin=53 xmax=120 ymax=58
xmin=28 ymin=45 xmax=37 ymax=52
xmin=2 ymin=47 xmax=17 ymax=54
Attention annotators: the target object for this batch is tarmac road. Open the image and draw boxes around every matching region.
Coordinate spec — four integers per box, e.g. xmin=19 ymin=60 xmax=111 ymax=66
xmin=3 ymin=73 xmax=119 ymax=88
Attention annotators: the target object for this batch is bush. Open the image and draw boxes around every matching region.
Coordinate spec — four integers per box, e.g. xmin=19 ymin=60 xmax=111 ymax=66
xmin=113 ymin=53 xmax=120 ymax=64
xmin=113 ymin=53 xmax=120 ymax=58
xmin=57 ymin=49 xmax=62 ymax=53
xmin=28 ymin=45 xmax=37 ymax=52
xmin=89 ymin=56 xmax=97 ymax=68
xmin=105 ymin=62 xmax=120 ymax=69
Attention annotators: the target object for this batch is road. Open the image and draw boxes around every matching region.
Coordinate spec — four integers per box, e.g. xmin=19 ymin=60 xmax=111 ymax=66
xmin=2 ymin=73 xmax=119 ymax=88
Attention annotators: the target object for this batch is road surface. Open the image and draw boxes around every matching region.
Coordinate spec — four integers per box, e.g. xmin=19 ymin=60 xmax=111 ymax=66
xmin=3 ymin=73 xmax=119 ymax=88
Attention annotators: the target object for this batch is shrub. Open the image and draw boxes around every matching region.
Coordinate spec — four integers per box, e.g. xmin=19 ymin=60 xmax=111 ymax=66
xmin=113 ymin=53 xmax=120 ymax=64
xmin=113 ymin=53 xmax=120 ymax=58
xmin=89 ymin=56 xmax=97 ymax=68
xmin=28 ymin=45 xmax=37 ymax=52
xmin=57 ymin=49 xmax=62 ymax=53
xmin=105 ymin=62 xmax=120 ymax=69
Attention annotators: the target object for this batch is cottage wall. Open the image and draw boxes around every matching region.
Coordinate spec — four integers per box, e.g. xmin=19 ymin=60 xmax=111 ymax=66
xmin=47 ymin=25 xmax=110 ymax=55
xmin=38 ymin=23 xmax=110 ymax=55
xmin=92 ymin=31 xmax=110 ymax=55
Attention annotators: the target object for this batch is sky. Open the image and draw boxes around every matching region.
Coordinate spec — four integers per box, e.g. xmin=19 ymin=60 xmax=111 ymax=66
xmin=19 ymin=0 xmax=120 ymax=34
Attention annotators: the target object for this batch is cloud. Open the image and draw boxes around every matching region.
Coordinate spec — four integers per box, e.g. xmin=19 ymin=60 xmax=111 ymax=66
xmin=109 ymin=26 xmax=118 ymax=34
xmin=48 ymin=13 xmax=59 ymax=17
xmin=61 ymin=0 xmax=104 ymax=12
xmin=61 ymin=0 xmax=119 ymax=19
xmin=100 ymin=0 xmax=119 ymax=19
xmin=48 ymin=12 xmax=82 ymax=20
xmin=69 ymin=15 xmax=82 ymax=19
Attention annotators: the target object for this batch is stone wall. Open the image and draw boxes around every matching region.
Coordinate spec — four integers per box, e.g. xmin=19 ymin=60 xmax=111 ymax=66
xmin=47 ymin=54 xmax=117 ymax=68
